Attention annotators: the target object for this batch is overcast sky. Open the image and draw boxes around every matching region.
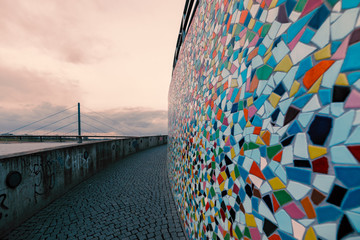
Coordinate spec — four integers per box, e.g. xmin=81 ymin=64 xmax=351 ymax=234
xmin=0 ymin=0 xmax=185 ymax=136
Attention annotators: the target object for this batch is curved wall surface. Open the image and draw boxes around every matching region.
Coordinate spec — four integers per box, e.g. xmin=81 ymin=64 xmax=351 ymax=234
xmin=169 ymin=0 xmax=360 ymax=239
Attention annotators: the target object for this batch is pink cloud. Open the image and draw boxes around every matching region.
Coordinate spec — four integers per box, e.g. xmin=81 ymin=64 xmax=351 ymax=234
xmin=0 ymin=0 xmax=110 ymax=64
xmin=0 ymin=64 xmax=81 ymax=109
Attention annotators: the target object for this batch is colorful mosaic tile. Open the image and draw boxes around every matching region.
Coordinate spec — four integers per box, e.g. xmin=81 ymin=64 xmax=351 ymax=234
xmin=169 ymin=0 xmax=360 ymax=239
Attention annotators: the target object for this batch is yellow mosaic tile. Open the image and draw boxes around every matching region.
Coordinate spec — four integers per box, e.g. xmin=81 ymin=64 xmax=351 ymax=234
xmin=314 ymin=44 xmax=331 ymax=60
xmin=335 ymin=73 xmax=349 ymax=86
xmin=245 ymin=213 xmax=257 ymax=227
xmin=265 ymin=42 xmax=274 ymax=56
xmin=274 ymin=55 xmax=293 ymax=72
xmin=269 ymin=177 xmax=286 ymax=190
xmin=231 ymin=147 xmax=236 ymax=158
xmin=238 ymin=52 xmax=243 ymax=64
xmin=269 ymin=0 xmax=279 ymax=9
xmin=219 ymin=181 xmax=225 ymax=191
xmin=231 ymin=79 xmax=239 ymax=87
xmin=227 ymin=63 xmax=232 ymax=71
xmin=247 ymin=97 xmax=254 ymax=107
xmin=290 ymin=81 xmax=300 ymax=97
xmin=246 ymin=0 xmax=253 ymax=10
xmin=304 ymin=227 xmax=317 ymax=240
xmin=268 ymin=93 xmax=281 ymax=108
xmin=308 ymin=76 xmax=323 ymax=93
xmin=220 ymin=171 xmax=227 ymax=180
xmin=233 ymin=229 xmax=239 ymax=239
xmin=256 ymin=136 xmax=265 ymax=145
xmin=248 ymin=19 xmax=256 ymax=30
xmin=308 ymin=145 xmax=327 ymax=159
xmin=230 ymin=170 xmax=236 ymax=180
xmin=264 ymin=52 xmax=272 ymax=64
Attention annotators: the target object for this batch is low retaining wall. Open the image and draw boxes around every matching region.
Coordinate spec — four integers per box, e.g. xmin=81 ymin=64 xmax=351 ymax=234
xmin=0 ymin=135 xmax=167 ymax=236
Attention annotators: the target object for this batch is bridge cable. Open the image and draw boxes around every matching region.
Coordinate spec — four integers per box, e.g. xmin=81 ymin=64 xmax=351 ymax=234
xmin=64 ymin=128 xmax=78 ymax=135
xmin=5 ymin=105 xmax=77 ymax=134
xmin=81 ymin=113 xmax=126 ymax=134
xmin=81 ymin=106 xmax=125 ymax=132
xmin=81 ymin=121 xmax=107 ymax=134
xmin=82 ymin=106 xmax=142 ymax=135
xmin=26 ymin=113 xmax=77 ymax=134
xmin=45 ymin=120 xmax=78 ymax=135
xmin=81 ymin=113 xmax=121 ymax=134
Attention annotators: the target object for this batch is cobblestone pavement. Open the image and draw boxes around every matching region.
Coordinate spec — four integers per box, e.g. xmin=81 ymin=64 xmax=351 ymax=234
xmin=4 ymin=145 xmax=187 ymax=240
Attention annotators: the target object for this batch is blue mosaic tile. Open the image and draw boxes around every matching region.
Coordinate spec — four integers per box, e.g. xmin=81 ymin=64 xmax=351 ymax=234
xmin=316 ymin=205 xmax=342 ymax=223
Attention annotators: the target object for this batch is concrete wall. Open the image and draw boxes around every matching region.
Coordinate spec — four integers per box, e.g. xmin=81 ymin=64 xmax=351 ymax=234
xmin=169 ymin=0 xmax=360 ymax=239
xmin=0 ymin=136 xmax=167 ymax=236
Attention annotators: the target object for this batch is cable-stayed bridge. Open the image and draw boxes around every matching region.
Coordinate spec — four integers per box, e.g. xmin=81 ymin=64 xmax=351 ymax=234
xmin=1 ymin=103 xmax=144 ymax=142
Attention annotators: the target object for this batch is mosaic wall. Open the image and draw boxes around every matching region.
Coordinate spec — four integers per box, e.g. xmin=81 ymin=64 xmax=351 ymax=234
xmin=168 ymin=0 xmax=360 ymax=239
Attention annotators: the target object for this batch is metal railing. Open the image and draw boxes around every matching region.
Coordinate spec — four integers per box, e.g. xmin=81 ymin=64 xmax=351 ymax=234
xmin=173 ymin=0 xmax=200 ymax=70
xmin=0 ymin=135 xmax=167 ymax=143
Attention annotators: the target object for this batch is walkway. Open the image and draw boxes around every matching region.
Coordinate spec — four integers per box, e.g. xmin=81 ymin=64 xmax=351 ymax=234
xmin=4 ymin=145 xmax=186 ymax=240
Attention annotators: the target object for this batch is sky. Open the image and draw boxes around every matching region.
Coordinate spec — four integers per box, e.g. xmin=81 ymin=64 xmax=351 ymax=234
xmin=0 ymin=0 xmax=185 ymax=136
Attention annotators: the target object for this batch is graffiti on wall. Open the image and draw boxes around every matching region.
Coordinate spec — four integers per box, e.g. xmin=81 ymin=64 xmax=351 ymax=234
xmin=30 ymin=156 xmax=58 ymax=203
xmin=169 ymin=0 xmax=360 ymax=239
xmin=0 ymin=194 xmax=9 ymax=220
xmin=1 ymin=151 xmax=92 ymax=206
xmin=31 ymin=151 xmax=91 ymax=202
xmin=132 ymin=140 xmax=139 ymax=151
xmin=64 ymin=151 xmax=92 ymax=170
xmin=0 ymin=163 xmax=9 ymax=220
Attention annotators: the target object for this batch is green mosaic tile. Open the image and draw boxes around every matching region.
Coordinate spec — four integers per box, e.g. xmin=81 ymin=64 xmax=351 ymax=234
xmin=256 ymin=65 xmax=273 ymax=80
xmin=274 ymin=190 xmax=293 ymax=206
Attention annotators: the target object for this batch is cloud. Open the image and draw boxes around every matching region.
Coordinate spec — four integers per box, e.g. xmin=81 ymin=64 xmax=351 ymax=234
xmin=0 ymin=0 xmax=111 ymax=64
xmin=82 ymin=107 xmax=168 ymax=136
xmin=0 ymin=104 xmax=168 ymax=136
xmin=0 ymin=64 xmax=81 ymax=109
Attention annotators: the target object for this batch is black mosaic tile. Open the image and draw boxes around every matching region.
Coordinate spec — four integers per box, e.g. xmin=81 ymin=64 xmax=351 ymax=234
xmin=326 ymin=184 xmax=348 ymax=207
xmin=307 ymin=115 xmax=333 ymax=145
xmin=332 ymin=85 xmax=351 ymax=102
xmin=263 ymin=218 xmax=278 ymax=236
xmin=294 ymin=159 xmax=312 ymax=168
xmin=337 ymin=214 xmax=354 ymax=240
xmin=281 ymin=135 xmax=295 ymax=147
xmin=263 ymin=195 xmax=274 ymax=213
xmin=245 ymin=184 xmax=253 ymax=198
xmin=284 ymin=106 xmax=300 ymax=125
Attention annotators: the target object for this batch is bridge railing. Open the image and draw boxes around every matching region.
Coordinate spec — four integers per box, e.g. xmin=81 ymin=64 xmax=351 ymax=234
xmin=0 ymin=134 xmax=166 ymax=143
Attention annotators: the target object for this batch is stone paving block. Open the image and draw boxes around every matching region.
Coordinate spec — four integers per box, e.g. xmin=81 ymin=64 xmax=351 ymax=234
xmin=3 ymin=145 xmax=186 ymax=240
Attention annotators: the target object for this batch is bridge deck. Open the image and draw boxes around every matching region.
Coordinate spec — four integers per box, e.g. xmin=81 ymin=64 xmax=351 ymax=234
xmin=4 ymin=145 xmax=186 ymax=240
